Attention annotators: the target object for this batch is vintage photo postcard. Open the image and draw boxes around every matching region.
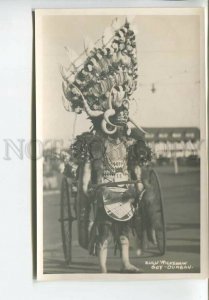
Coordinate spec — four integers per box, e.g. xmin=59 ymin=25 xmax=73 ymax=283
xmin=35 ymin=8 xmax=207 ymax=280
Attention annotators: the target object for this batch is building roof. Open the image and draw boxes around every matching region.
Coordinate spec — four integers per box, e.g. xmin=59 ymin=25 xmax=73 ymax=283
xmin=131 ymin=127 xmax=200 ymax=142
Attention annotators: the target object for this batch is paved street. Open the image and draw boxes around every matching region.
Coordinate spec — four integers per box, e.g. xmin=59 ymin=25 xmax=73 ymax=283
xmin=43 ymin=166 xmax=200 ymax=274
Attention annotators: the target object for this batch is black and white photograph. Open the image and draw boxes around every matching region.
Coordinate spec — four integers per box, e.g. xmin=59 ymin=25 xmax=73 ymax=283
xmin=35 ymin=8 xmax=207 ymax=280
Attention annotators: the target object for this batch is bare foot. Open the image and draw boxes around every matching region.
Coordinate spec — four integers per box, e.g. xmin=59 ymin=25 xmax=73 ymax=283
xmin=121 ymin=263 xmax=140 ymax=273
xmin=100 ymin=266 xmax=107 ymax=273
xmin=151 ymin=229 xmax=157 ymax=245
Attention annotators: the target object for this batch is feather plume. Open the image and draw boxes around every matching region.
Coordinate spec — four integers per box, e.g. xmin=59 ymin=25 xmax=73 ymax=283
xmin=60 ymin=65 xmax=75 ymax=83
xmin=83 ymin=37 xmax=95 ymax=56
xmin=103 ymin=27 xmax=114 ymax=45
xmin=62 ymin=95 xmax=72 ymax=112
xmin=111 ymin=18 xmax=122 ymax=31
xmin=64 ymin=46 xmax=78 ymax=65
xmin=126 ymin=15 xmax=136 ymax=24
xmin=132 ymin=24 xmax=138 ymax=35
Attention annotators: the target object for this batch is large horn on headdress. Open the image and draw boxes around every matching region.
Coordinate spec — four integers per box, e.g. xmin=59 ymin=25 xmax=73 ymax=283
xmin=103 ymin=85 xmax=116 ymax=127
xmin=128 ymin=117 xmax=148 ymax=134
xmin=107 ymin=85 xmax=115 ymax=109
xmin=101 ymin=119 xmax=117 ymax=135
xmin=71 ymin=83 xmax=104 ymax=117
xmin=104 ymin=108 xmax=116 ymax=127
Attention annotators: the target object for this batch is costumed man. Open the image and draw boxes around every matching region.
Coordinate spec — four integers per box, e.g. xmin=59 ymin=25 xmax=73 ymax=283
xmin=61 ymin=19 xmax=155 ymax=273
xmin=90 ymin=128 xmax=145 ymax=273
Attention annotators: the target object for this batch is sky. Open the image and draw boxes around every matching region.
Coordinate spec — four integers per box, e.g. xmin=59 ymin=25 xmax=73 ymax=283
xmin=39 ymin=13 xmax=201 ymax=142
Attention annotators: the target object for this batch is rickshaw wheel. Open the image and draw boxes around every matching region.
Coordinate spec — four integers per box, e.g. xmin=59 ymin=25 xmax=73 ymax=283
xmin=60 ymin=176 xmax=73 ymax=265
xmin=149 ymin=169 xmax=166 ymax=255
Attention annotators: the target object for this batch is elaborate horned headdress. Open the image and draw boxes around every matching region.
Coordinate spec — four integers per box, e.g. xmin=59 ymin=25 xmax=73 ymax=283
xmin=61 ymin=18 xmax=144 ymax=135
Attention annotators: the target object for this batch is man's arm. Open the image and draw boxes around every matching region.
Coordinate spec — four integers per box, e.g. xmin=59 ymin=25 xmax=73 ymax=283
xmin=82 ymin=160 xmax=92 ymax=196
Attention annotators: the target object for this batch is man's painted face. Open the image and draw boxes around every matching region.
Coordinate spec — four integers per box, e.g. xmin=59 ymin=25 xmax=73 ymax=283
xmin=111 ymin=106 xmax=129 ymax=126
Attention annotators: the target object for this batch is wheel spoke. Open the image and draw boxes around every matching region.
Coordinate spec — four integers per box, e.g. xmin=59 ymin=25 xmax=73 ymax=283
xmin=149 ymin=169 xmax=166 ymax=255
xmin=60 ymin=176 xmax=73 ymax=264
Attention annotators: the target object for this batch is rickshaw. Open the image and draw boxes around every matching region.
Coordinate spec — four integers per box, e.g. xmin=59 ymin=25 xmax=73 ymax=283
xmin=59 ymin=159 xmax=166 ymax=265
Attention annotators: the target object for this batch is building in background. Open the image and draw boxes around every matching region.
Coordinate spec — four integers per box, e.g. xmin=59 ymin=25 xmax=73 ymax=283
xmin=132 ymin=127 xmax=200 ymax=166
